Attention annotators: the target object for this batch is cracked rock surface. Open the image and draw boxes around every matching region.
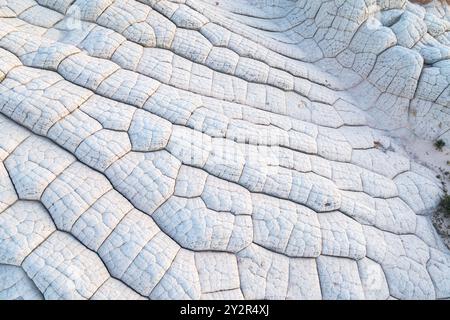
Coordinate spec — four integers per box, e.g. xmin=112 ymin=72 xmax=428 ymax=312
xmin=0 ymin=0 xmax=449 ymax=300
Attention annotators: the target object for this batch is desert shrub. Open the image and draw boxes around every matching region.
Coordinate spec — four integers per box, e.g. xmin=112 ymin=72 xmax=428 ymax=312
xmin=440 ymin=194 xmax=450 ymax=216
xmin=434 ymin=139 xmax=446 ymax=151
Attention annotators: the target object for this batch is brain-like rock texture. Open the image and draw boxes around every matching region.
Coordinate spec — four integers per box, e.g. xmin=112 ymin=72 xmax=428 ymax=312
xmin=0 ymin=0 xmax=449 ymax=300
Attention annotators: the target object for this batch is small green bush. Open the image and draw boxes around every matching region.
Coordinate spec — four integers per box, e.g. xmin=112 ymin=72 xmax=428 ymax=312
xmin=440 ymin=194 xmax=450 ymax=216
xmin=434 ymin=139 xmax=446 ymax=151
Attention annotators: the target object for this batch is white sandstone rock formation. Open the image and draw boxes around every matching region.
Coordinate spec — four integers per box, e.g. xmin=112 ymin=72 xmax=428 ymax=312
xmin=0 ymin=0 xmax=449 ymax=300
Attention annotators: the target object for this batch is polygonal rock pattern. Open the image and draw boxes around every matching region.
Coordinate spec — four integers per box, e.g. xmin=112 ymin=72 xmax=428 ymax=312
xmin=0 ymin=0 xmax=449 ymax=300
